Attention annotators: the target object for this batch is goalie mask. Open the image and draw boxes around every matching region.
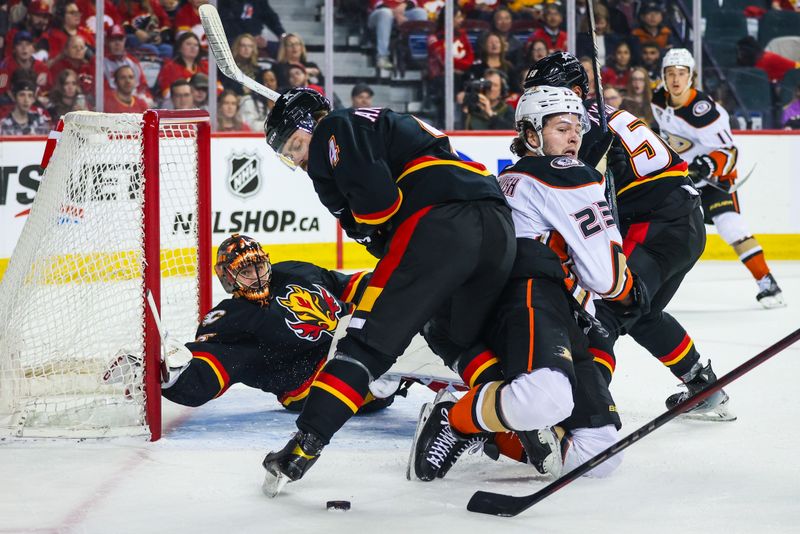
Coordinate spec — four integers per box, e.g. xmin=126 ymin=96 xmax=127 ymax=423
xmin=514 ymin=86 xmax=589 ymax=156
xmin=524 ymin=52 xmax=590 ymax=99
xmin=264 ymin=87 xmax=330 ymax=169
xmin=215 ymin=234 xmax=272 ymax=304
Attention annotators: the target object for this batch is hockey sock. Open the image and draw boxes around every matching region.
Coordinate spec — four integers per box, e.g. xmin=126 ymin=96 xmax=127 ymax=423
xmin=448 ymin=381 xmax=510 ymax=435
xmin=630 ymin=313 xmax=700 ymax=379
xmin=734 ymin=237 xmax=770 ymax=281
xmin=295 ymin=358 xmax=371 ymax=444
xmin=455 ymin=346 xmax=503 ymax=388
xmin=494 ymin=432 xmax=526 ymax=463
xmin=589 ymin=347 xmax=616 ymax=385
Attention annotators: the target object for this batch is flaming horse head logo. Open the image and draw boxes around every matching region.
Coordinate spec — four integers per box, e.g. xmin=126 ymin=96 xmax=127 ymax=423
xmin=276 ymin=284 xmax=344 ymax=341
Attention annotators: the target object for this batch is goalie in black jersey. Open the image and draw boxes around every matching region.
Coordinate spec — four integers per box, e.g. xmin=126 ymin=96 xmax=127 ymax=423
xmin=105 ymin=234 xmax=400 ymax=413
xmin=525 ymin=52 xmax=732 ymax=420
xmin=259 ymin=89 xmax=516 ymax=496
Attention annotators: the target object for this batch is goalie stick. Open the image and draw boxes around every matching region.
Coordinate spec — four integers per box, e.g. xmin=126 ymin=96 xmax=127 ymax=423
xmin=199 ymin=4 xmax=280 ymax=102
xmin=145 ymin=289 xmax=170 ymax=383
xmin=467 ymin=326 xmax=800 ymax=517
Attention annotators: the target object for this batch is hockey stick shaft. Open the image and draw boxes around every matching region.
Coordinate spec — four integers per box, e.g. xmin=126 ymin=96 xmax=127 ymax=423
xmin=145 ymin=289 xmax=170 ymax=383
xmin=199 ymin=4 xmax=280 ymax=102
xmin=586 ymin=0 xmax=619 ymax=227
xmin=467 ymin=326 xmax=800 ymax=517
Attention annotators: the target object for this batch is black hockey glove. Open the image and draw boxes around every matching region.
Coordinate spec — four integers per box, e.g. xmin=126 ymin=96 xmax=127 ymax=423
xmin=688 ymin=155 xmax=716 ymax=184
xmin=606 ymin=140 xmax=628 ymax=179
xmin=573 ymin=306 xmax=609 ymax=338
xmin=356 ymin=229 xmax=389 ymax=259
xmin=606 ymin=273 xmax=650 ymax=319
xmin=582 ymin=131 xmax=615 ymax=171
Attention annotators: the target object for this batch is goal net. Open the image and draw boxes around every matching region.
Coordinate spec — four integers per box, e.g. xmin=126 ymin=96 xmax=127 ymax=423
xmin=0 ymin=110 xmax=211 ymax=440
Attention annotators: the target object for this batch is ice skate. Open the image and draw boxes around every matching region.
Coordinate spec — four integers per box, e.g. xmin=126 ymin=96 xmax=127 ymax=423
xmin=518 ymin=427 xmax=563 ymax=478
xmin=409 ymin=389 xmax=480 ymax=481
xmin=666 ymin=360 xmax=736 ymax=422
xmin=262 ymin=430 xmax=324 ymax=497
xmin=756 ymin=273 xmax=786 ymax=309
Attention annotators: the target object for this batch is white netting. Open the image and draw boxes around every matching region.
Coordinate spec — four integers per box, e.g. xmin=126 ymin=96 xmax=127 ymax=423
xmin=0 ymin=111 xmax=203 ymax=438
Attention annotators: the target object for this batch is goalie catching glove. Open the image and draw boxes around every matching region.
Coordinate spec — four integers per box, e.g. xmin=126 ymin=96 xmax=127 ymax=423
xmin=103 ymin=338 xmax=193 ymax=391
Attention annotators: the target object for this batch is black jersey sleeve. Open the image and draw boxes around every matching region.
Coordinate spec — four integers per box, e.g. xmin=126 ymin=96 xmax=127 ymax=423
xmin=308 ymin=112 xmax=402 ymax=227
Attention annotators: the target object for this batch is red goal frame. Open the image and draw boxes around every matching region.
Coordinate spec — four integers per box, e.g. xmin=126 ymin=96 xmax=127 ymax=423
xmin=142 ymin=109 xmax=212 ymax=440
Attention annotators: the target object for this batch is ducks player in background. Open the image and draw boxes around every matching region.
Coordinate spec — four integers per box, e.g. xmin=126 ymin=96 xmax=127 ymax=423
xmin=652 ymin=48 xmax=785 ymax=309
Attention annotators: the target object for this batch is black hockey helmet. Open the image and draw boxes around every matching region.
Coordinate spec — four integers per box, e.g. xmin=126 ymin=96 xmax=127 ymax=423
xmin=215 ymin=234 xmax=272 ymax=304
xmin=264 ymin=87 xmax=331 ymax=153
xmin=524 ymin=52 xmax=590 ymax=99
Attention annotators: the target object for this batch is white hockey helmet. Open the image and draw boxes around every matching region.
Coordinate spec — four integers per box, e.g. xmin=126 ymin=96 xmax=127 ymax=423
xmin=661 ymin=48 xmax=695 ymax=84
xmin=515 ymin=85 xmax=589 ymax=155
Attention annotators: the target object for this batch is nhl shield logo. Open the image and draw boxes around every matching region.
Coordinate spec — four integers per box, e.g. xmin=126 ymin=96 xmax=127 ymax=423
xmin=227 ymin=153 xmax=262 ymax=198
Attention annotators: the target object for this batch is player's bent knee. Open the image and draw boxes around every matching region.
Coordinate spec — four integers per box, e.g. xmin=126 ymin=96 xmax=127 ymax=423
xmin=712 ymin=212 xmax=751 ymax=246
xmin=499 ymin=368 xmax=574 ymax=431
xmin=563 ymin=424 xmax=622 ymax=478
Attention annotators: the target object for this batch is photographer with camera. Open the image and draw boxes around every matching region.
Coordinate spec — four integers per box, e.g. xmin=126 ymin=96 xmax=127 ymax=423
xmin=463 ymin=69 xmax=515 ymax=130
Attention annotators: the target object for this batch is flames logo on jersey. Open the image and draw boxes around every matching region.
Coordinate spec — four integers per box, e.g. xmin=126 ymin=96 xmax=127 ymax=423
xmin=277 ymin=284 xmax=345 ymax=341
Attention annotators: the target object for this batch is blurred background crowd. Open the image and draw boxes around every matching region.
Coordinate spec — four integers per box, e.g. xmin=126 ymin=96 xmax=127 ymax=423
xmin=0 ymin=0 xmax=799 ymax=135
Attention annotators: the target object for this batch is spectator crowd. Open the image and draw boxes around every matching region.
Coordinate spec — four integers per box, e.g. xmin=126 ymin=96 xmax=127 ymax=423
xmin=1 ymin=0 xmax=799 ymax=135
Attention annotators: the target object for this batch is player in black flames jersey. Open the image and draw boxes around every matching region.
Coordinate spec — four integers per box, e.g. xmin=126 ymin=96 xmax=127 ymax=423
xmin=103 ymin=234 xmax=401 ymax=413
xmin=525 ymin=53 xmax=732 ymax=420
xmin=411 ymin=87 xmax=634 ymax=482
xmin=259 ymin=89 xmax=516 ymax=495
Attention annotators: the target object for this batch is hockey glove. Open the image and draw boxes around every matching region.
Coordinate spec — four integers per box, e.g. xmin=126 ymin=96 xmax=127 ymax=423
xmin=582 ymin=131 xmax=616 ymax=172
xmin=688 ymin=155 xmax=716 ymax=184
xmin=573 ymin=306 xmax=609 ymax=337
xmin=606 ymin=273 xmax=650 ymax=319
xmin=606 ymin=141 xmax=628 ymax=179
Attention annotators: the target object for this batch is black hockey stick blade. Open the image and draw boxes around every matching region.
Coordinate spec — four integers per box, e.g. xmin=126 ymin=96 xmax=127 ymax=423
xmin=467 ymin=326 xmax=800 ymax=517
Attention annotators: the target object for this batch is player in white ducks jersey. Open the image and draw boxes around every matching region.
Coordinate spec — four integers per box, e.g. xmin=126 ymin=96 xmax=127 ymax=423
xmin=652 ymin=48 xmax=785 ymax=308
xmin=411 ymin=87 xmax=644 ymax=482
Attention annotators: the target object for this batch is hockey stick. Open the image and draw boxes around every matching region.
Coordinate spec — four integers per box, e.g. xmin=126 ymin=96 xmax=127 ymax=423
xmin=701 ymin=164 xmax=755 ymax=194
xmin=199 ymin=4 xmax=280 ymax=102
xmin=145 ymin=290 xmax=170 ymax=383
xmin=467 ymin=326 xmax=800 ymax=517
xmin=586 ymin=0 xmax=619 ymax=227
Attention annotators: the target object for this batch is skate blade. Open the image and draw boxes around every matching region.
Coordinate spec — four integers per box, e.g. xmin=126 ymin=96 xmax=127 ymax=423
xmin=680 ymin=398 xmax=737 ymax=422
xmin=262 ymin=469 xmax=290 ymax=498
xmin=758 ymin=294 xmax=786 ymax=309
xmin=406 ymin=401 xmax=434 ymax=481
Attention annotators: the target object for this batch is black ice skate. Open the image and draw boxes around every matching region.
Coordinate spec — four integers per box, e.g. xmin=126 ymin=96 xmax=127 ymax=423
xmin=756 ymin=273 xmax=786 ymax=309
xmin=518 ymin=427 xmax=563 ymax=478
xmin=407 ymin=390 xmax=489 ymax=481
xmin=262 ymin=430 xmax=324 ymax=497
xmin=666 ymin=360 xmax=736 ymax=422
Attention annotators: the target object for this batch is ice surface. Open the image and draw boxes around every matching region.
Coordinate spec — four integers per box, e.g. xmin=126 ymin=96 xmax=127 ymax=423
xmin=2 ymin=261 xmax=799 ymax=533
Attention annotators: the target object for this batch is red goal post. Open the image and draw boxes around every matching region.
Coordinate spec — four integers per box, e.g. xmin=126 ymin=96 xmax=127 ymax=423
xmin=0 ymin=109 xmax=212 ymax=441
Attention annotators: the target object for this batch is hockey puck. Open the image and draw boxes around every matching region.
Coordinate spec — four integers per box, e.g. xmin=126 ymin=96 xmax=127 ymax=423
xmin=326 ymin=500 xmax=351 ymax=511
